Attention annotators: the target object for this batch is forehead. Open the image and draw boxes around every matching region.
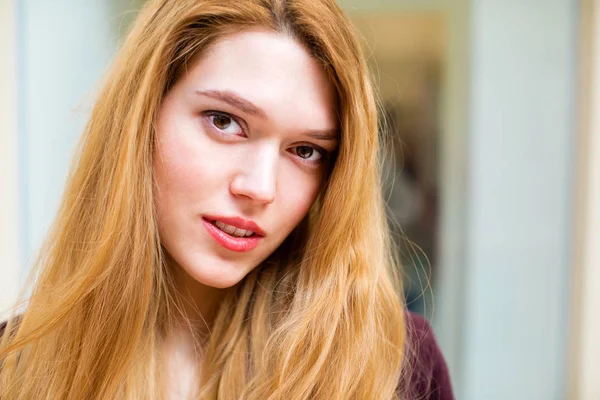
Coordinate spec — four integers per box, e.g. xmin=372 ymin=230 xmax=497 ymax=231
xmin=177 ymin=29 xmax=338 ymax=132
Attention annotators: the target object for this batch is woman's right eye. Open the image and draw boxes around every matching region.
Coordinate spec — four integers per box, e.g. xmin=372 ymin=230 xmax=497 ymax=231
xmin=205 ymin=112 xmax=245 ymax=137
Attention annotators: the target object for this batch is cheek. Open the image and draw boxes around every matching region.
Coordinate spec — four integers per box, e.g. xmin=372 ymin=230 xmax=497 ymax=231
xmin=153 ymin=146 xmax=210 ymax=244
xmin=153 ymin=98 xmax=228 ymax=202
xmin=154 ymin=142 xmax=198 ymax=211
xmin=278 ymin=170 xmax=322 ymax=225
xmin=153 ymin=127 xmax=224 ymax=208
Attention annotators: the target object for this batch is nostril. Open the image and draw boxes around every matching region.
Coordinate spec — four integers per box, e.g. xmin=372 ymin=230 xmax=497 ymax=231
xmin=229 ymin=177 xmax=276 ymax=205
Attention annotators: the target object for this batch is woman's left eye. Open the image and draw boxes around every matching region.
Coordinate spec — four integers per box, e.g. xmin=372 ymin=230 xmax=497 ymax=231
xmin=292 ymin=145 xmax=327 ymax=163
xmin=206 ymin=112 xmax=244 ymax=136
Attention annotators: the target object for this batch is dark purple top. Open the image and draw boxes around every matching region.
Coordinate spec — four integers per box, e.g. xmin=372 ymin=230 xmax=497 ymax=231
xmin=402 ymin=312 xmax=454 ymax=399
xmin=0 ymin=312 xmax=453 ymax=399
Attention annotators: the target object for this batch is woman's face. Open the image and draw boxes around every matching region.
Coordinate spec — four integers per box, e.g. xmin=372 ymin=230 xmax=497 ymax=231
xmin=154 ymin=29 xmax=338 ymax=289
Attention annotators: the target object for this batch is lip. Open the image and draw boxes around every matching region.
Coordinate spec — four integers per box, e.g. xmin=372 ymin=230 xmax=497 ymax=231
xmin=201 ymin=215 xmax=265 ymax=253
xmin=203 ymin=215 xmax=266 ymax=237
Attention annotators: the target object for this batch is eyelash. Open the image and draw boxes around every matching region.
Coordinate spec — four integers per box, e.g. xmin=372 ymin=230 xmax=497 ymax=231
xmin=202 ymin=110 xmax=331 ymax=165
xmin=204 ymin=111 xmax=246 ymax=137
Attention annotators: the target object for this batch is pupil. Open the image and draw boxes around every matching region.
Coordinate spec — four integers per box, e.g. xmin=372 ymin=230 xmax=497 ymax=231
xmin=214 ymin=115 xmax=231 ymax=129
xmin=297 ymin=146 xmax=313 ymax=159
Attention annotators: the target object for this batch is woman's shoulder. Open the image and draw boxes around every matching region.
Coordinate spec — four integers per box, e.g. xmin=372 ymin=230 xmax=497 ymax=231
xmin=402 ymin=311 xmax=454 ymax=400
xmin=0 ymin=319 xmax=7 ymax=337
xmin=0 ymin=317 xmax=20 ymax=339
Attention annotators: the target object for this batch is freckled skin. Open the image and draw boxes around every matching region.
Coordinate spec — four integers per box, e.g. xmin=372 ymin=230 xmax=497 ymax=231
xmin=153 ymin=29 xmax=338 ymax=289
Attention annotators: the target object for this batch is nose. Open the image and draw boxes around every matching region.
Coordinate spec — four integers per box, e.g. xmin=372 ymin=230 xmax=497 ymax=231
xmin=229 ymin=143 xmax=278 ymax=205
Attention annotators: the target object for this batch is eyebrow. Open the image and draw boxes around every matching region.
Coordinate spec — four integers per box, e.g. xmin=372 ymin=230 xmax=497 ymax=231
xmin=194 ymin=89 xmax=267 ymax=119
xmin=194 ymin=89 xmax=339 ymax=141
xmin=303 ymin=130 xmax=339 ymax=141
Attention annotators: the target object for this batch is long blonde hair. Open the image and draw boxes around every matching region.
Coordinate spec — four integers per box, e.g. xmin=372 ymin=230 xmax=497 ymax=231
xmin=0 ymin=1 xmax=407 ymax=398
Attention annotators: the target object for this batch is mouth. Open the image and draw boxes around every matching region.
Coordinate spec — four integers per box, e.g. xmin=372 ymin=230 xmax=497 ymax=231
xmin=201 ymin=216 xmax=265 ymax=252
xmin=209 ymin=219 xmax=257 ymax=238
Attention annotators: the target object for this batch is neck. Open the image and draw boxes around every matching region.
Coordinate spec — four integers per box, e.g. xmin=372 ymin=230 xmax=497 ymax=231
xmin=168 ymin=258 xmax=228 ymax=337
xmin=159 ymin=251 xmax=229 ymax=354
xmin=161 ymin=256 xmax=229 ymax=398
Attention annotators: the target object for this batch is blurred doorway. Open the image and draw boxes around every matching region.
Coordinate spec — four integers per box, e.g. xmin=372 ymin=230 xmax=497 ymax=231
xmin=351 ymin=13 xmax=444 ymax=317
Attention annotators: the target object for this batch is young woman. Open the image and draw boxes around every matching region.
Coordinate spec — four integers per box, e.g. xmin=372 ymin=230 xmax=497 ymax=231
xmin=0 ymin=0 xmax=453 ymax=399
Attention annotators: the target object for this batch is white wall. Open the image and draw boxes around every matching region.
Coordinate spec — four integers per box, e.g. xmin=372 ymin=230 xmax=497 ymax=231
xmin=570 ymin=0 xmax=600 ymax=398
xmin=0 ymin=1 xmax=144 ymax=314
xmin=18 ymin=0 xmax=143 ymax=282
xmin=576 ymin=61 xmax=600 ymax=398
xmin=0 ymin=0 xmax=21 ymax=317
xmin=462 ymin=0 xmax=576 ymax=399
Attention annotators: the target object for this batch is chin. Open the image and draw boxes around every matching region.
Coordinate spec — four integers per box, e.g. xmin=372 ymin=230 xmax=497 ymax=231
xmin=180 ymin=258 xmax=253 ymax=289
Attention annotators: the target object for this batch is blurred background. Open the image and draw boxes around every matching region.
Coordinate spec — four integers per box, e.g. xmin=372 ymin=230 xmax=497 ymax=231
xmin=0 ymin=0 xmax=598 ymax=399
